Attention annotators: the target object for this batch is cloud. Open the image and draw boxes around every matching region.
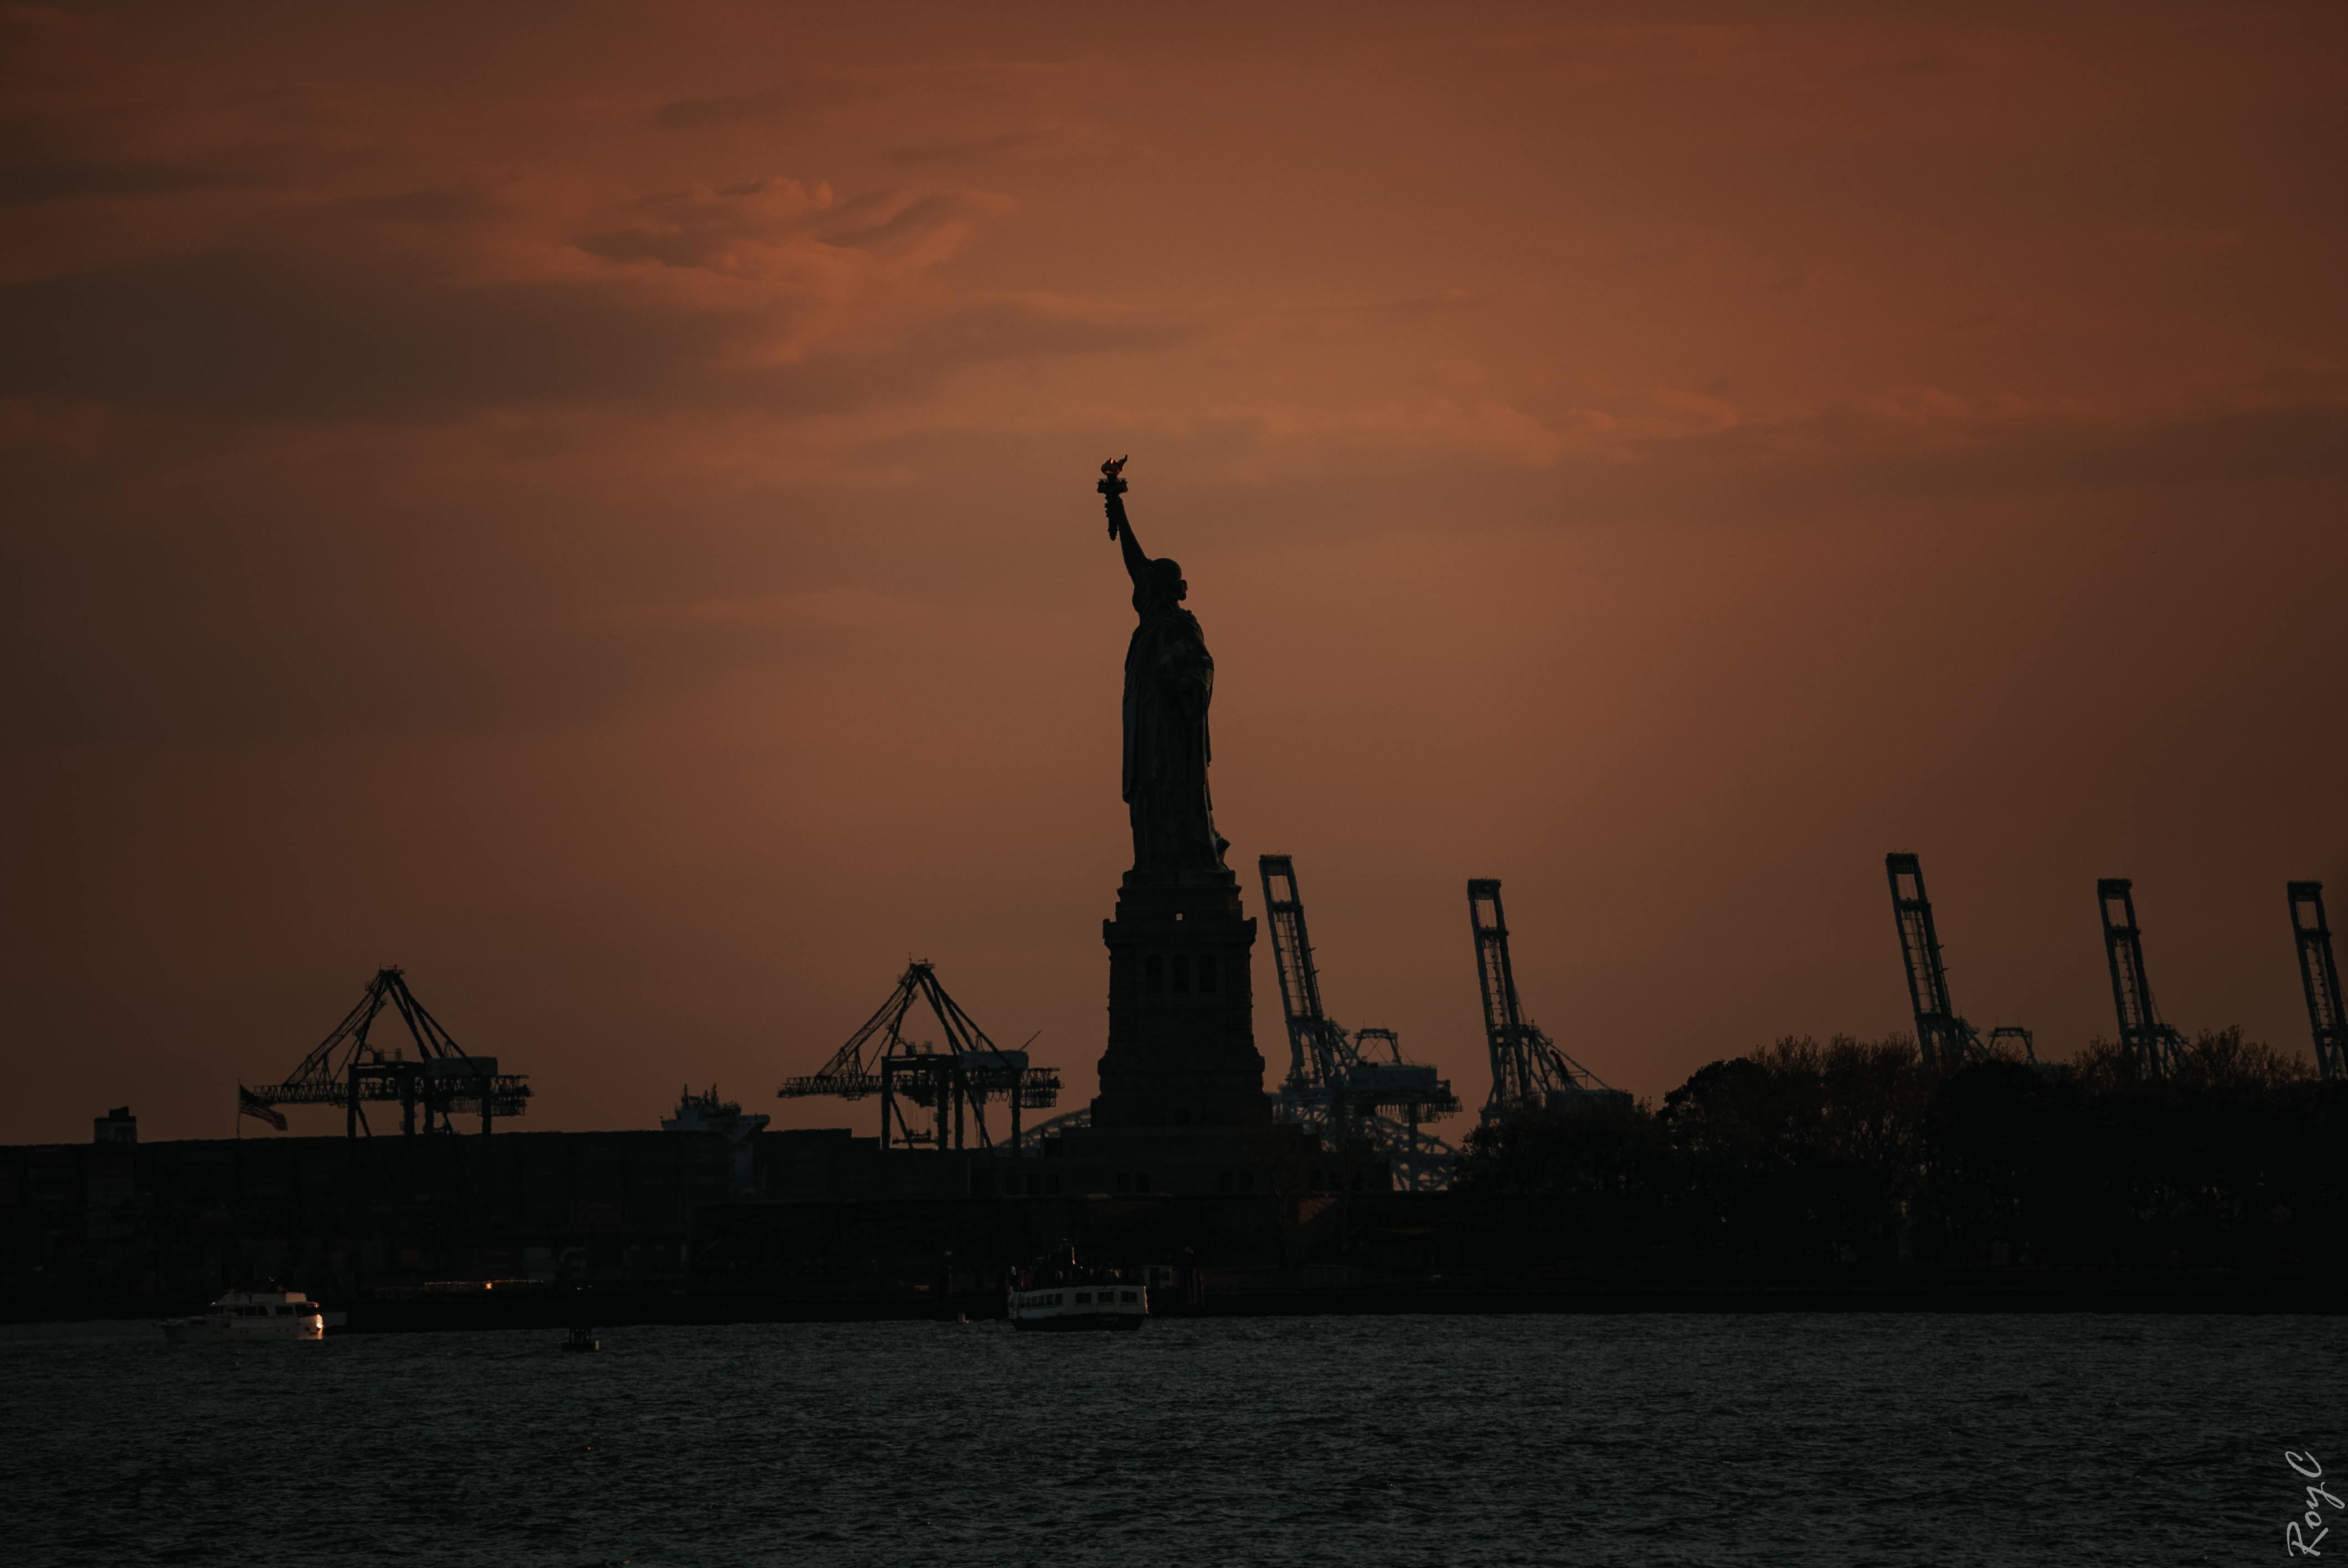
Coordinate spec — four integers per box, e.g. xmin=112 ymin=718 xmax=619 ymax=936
xmin=0 ymin=5 xmax=349 ymax=221
xmin=881 ymin=122 xmax=1110 ymax=164
xmin=1516 ymin=391 xmax=2348 ymax=524
xmin=647 ymin=69 xmax=948 ymax=131
xmin=1198 ymin=397 xmax=1578 ymax=471
xmin=903 ymin=295 xmax=1197 ymax=362
xmin=0 ymin=169 xmax=1039 ymax=421
xmin=650 ymin=59 xmax=1087 ymax=133
xmin=1844 ymin=400 xmax=2348 ymax=495
xmin=653 ymin=87 xmax=806 ymax=130
xmin=0 ymin=158 xmax=238 ymax=205
xmin=887 ymin=128 xmax=1052 ymax=164
xmin=579 ymin=177 xmax=839 ymax=274
xmin=0 ymin=250 xmax=737 ymax=420
xmin=1183 ymin=386 xmax=1754 ymax=474
xmin=1377 ymin=289 xmax=1489 ymax=315
xmin=0 ymin=398 xmax=105 ymax=456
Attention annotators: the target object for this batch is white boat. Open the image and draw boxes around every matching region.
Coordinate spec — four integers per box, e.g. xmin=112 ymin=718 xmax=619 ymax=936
xmin=159 ymin=1290 xmax=325 ymax=1344
xmin=1006 ymin=1252 xmax=1150 ymax=1332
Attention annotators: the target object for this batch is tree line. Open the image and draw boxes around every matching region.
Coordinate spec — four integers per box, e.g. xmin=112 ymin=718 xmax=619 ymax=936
xmin=1453 ymin=1029 xmax=2344 ymax=1273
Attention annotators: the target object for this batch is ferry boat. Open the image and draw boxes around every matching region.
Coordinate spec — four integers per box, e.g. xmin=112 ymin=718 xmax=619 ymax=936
xmin=1006 ymin=1251 xmax=1150 ymax=1332
xmin=159 ymin=1289 xmax=325 ymax=1344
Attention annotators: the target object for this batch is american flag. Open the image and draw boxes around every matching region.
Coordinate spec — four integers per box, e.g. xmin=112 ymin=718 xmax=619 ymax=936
xmin=238 ymin=1085 xmax=287 ymax=1132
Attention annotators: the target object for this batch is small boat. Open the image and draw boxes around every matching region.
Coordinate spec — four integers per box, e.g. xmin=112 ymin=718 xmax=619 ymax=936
xmin=160 ymin=1289 xmax=325 ymax=1344
xmin=560 ymin=1324 xmax=599 ymax=1353
xmin=1007 ymin=1249 xmax=1149 ymax=1332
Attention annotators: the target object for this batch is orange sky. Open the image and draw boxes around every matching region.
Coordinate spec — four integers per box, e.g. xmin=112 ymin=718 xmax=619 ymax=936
xmin=4 ymin=1 xmax=2344 ymax=1143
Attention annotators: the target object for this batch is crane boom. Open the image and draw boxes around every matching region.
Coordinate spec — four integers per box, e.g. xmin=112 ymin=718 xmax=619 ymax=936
xmin=2097 ymin=878 xmax=2186 ymax=1077
xmin=1256 ymin=855 xmax=1459 ymax=1182
xmin=1259 ymin=855 xmax=1354 ymax=1138
xmin=1468 ymin=879 xmax=1625 ymax=1120
xmin=244 ymin=967 xmax=529 ymax=1137
xmin=777 ymin=962 xmax=1059 ymax=1152
xmin=2289 ymin=881 xmax=2344 ymax=1080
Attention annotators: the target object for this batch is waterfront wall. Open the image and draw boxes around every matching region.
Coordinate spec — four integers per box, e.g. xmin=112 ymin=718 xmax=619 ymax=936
xmin=19 ymin=1116 xmax=2335 ymax=1326
xmin=0 ymin=1127 xmax=967 ymax=1314
xmin=0 ymin=1122 xmax=1468 ymax=1319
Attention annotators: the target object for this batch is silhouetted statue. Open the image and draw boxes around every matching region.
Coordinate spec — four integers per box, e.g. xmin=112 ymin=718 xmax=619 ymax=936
xmin=1099 ymin=458 xmax=1230 ymax=881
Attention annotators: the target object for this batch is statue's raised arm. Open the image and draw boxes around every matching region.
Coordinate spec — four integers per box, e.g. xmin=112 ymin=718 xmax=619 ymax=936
xmin=1099 ymin=455 xmax=1151 ymax=586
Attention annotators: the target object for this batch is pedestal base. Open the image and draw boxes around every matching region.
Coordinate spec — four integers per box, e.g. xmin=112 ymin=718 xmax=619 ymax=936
xmin=1090 ymin=875 xmax=1271 ymax=1131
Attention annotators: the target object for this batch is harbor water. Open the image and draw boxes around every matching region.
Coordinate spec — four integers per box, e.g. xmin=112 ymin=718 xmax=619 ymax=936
xmin=3 ymin=1312 xmax=2337 ymax=1565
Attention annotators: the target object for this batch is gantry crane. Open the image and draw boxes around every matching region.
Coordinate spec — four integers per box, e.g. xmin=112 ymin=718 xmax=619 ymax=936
xmin=1884 ymin=853 xmax=2036 ymax=1068
xmin=1343 ymin=1027 xmax=1463 ymax=1190
xmin=1257 ymin=855 xmax=1460 ymax=1188
xmin=778 ymin=962 xmax=1058 ymax=1152
xmin=2288 ymin=881 xmax=2344 ymax=1080
xmin=2097 ymin=878 xmax=2188 ymax=1077
xmin=244 ymin=966 xmax=531 ymax=1137
xmin=1467 ymin=878 xmax=1627 ymax=1120
xmin=1260 ymin=854 xmax=1355 ymax=1138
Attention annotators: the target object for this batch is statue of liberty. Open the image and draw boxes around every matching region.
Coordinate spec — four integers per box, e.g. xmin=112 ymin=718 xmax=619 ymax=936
xmin=1097 ymin=458 xmax=1231 ymax=882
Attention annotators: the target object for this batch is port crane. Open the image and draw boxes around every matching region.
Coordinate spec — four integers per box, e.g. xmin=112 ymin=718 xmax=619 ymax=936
xmin=2097 ymin=878 xmax=2188 ymax=1077
xmin=244 ymin=966 xmax=531 ymax=1137
xmin=1884 ymin=853 xmax=2036 ymax=1068
xmin=778 ymin=962 xmax=1059 ymax=1152
xmin=1260 ymin=854 xmax=1351 ymax=1136
xmin=1342 ymin=1027 xmax=1464 ymax=1191
xmin=1467 ymin=878 xmax=1628 ymax=1120
xmin=1257 ymin=855 xmax=1460 ymax=1189
xmin=2288 ymin=881 xmax=2344 ymax=1080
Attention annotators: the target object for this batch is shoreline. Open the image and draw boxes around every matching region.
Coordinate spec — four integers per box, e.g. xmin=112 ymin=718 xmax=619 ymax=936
xmin=13 ymin=1271 xmax=2345 ymax=1332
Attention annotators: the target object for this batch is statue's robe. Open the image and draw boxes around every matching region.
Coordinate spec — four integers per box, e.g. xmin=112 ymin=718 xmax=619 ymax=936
xmin=1122 ymin=572 xmax=1228 ymax=876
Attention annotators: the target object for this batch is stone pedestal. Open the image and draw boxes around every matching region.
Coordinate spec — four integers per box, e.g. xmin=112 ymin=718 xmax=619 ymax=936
xmin=1090 ymin=871 xmax=1272 ymax=1130
xmin=1059 ymin=870 xmax=1387 ymax=1204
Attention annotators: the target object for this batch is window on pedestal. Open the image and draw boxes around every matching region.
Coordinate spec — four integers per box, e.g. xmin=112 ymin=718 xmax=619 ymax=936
xmin=1172 ymin=955 xmax=1191 ymax=993
xmin=1145 ymin=956 xmax=1163 ymax=994
xmin=1198 ymin=955 xmax=1217 ymax=993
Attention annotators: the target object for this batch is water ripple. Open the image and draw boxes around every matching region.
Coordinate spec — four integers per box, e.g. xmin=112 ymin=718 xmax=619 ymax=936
xmin=1 ymin=1313 xmax=2336 ymax=1565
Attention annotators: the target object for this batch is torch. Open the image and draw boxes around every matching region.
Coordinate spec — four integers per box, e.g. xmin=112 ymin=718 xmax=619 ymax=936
xmin=1098 ymin=455 xmax=1129 ymax=538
